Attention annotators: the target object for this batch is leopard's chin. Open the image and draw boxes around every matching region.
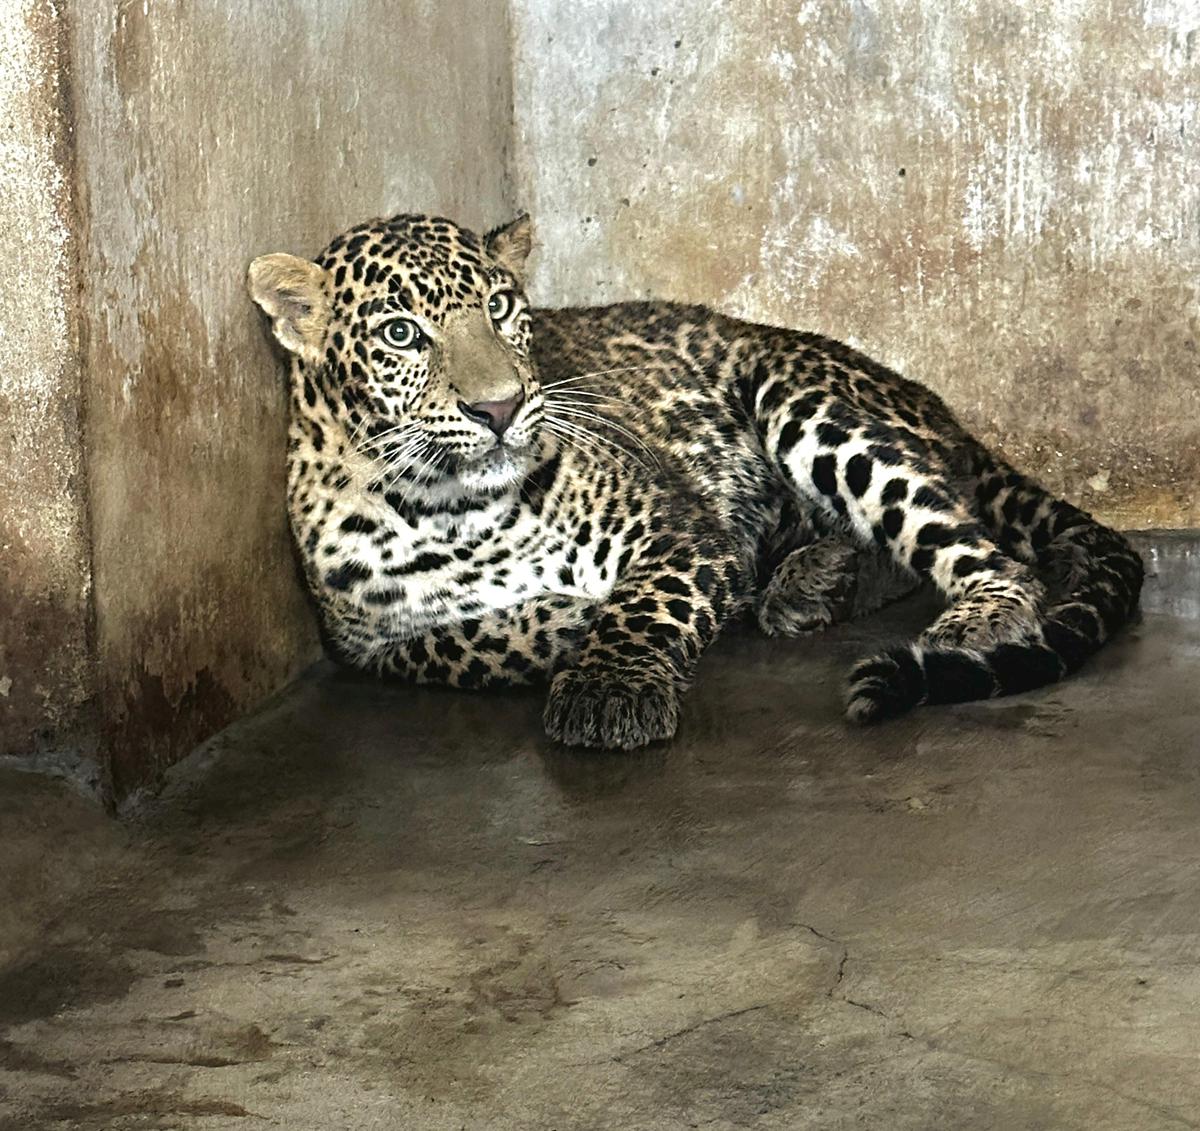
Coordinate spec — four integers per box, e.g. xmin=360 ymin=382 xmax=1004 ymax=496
xmin=455 ymin=446 xmax=532 ymax=495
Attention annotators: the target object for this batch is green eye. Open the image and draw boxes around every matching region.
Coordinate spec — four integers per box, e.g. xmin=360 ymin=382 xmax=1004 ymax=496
xmin=487 ymin=291 xmax=515 ymax=322
xmin=379 ymin=318 xmax=424 ymax=350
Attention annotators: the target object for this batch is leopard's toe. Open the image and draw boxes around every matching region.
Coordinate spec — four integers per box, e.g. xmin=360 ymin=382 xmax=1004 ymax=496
xmin=544 ymin=668 xmax=679 ymax=750
xmin=755 ymin=591 xmax=840 ymax=637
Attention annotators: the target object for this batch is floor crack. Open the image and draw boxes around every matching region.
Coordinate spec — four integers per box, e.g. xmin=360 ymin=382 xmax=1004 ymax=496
xmin=792 ymin=920 xmax=891 ymax=1020
xmin=844 ymin=996 xmax=889 ymax=1019
xmin=613 ymin=1003 xmax=771 ymax=1062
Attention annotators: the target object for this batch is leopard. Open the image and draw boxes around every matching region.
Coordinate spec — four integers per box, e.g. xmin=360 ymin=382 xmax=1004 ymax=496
xmin=247 ymin=211 xmax=1143 ymax=750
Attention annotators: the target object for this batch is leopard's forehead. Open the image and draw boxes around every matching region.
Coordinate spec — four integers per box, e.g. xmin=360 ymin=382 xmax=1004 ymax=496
xmin=316 ymin=213 xmax=497 ymax=324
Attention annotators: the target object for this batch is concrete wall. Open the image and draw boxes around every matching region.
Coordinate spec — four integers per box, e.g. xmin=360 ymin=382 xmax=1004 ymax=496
xmin=0 ymin=1 xmax=95 ymax=777
xmin=511 ymin=0 xmax=1200 ymax=528
xmin=72 ymin=0 xmax=515 ymax=798
xmin=2 ymin=0 xmax=515 ymax=799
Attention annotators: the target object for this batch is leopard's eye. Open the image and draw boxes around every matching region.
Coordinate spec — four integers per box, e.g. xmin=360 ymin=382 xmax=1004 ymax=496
xmin=487 ymin=290 xmax=515 ymax=322
xmin=378 ymin=318 xmax=425 ymax=351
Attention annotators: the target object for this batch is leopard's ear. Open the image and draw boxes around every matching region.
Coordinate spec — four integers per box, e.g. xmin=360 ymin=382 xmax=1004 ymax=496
xmin=484 ymin=213 xmax=533 ymax=284
xmin=246 ymin=253 xmax=331 ymax=363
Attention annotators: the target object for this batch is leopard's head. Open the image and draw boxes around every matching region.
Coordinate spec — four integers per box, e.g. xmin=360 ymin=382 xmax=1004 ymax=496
xmin=248 ymin=213 xmax=542 ymax=495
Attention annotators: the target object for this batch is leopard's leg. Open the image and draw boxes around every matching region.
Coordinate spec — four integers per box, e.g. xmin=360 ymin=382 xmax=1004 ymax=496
xmin=743 ymin=352 xmax=1139 ymax=719
xmin=544 ymin=529 xmax=749 ymax=749
xmin=970 ymin=454 xmax=1143 ymax=609
xmin=756 ymin=395 xmax=1046 ymax=654
xmin=850 ymin=544 xmax=922 ymax=618
xmin=358 ymin=530 xmax=749 ymax=750
xmin=756 ymin=537 xmax=919 ymax=638
xmin=361 ymin=592 xmax=598 ymax=689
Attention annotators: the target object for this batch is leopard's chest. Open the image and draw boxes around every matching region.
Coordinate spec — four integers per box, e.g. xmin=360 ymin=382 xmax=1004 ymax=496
xmin=297 ymin=485 xmax=619 ymax=643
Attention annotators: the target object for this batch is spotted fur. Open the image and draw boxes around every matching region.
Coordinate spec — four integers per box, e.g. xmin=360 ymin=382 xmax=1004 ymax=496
xmin=247 ymin=213 xmax=1143 ymax=748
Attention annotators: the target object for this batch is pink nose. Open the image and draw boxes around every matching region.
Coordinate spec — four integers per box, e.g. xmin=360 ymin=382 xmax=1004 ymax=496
xmin=459 ymin=394 xmax=524 ymax=436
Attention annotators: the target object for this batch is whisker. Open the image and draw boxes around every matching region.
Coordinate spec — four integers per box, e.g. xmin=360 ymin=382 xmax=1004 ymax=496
xmin=361 ymin=444 xmax=418 ymax=493
xmin=542 ymin=405 xmax=659 ymax=465
xmin=544 ymin=390 xmax=637 ymax=410
xmin=540 ymin=417 xmax=603 ymax=454
xmin=387 ymin=462 xmax=435 ymax=511
xmin=371 ymin=438 xmax=425 ymax=467
xmin=346 ymin=410 xmax=378 ymax=445
xmin=542 ymin=411 xmax=642 ymax=457
xmin=379 ymin=437 xmax=435 ymax=495
xmin=361 ymin=426 xmax=417 ymax=448
xmin=540 ymin=364 xmax=660 ymax=389
xmin=356 ymin=422 xmax=420 ymax=456
xmin=541 ymin=414 xmax=654 ymax=473
xmin=375 ymin=440 xmax=430 ymax=484
xmin=540 ymin=422 xmax=617 ymax=471
xmin=543 ymin=394 xmax=650 ymax=434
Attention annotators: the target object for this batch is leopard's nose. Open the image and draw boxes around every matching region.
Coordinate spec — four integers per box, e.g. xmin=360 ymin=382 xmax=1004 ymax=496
xmin=458 ymin=394 xmax=524 ymax=437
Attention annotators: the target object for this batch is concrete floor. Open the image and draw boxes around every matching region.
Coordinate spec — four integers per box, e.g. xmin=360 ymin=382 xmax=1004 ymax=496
xmin=1 ymin=534 xmax=1198 ymax=1130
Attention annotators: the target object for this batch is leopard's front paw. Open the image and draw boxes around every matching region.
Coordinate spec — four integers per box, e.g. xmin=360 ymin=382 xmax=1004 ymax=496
xmin=543 ymin=667 xmax=679 ymax=750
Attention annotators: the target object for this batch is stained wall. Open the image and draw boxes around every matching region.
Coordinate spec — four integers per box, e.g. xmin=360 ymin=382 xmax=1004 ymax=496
xmin=511 ymin=0 xmax=1200 ymax=528
xmin=2 ymin=0 xmax=515 ymax=799
xmin=71 ymin=0 xmax=515 ymax=797
xmin=0 ymin=1 xmax=94 ymax=777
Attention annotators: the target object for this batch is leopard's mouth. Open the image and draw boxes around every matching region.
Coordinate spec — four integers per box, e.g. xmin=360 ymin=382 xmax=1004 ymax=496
xmin=476 ymin=446 xmax=517 ymax=470
xmin=453 ymin=442 xmax=534 ymax=493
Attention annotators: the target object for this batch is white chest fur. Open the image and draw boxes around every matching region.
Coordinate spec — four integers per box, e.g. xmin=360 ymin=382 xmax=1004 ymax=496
xmin=293 ymin=474 xmax=613 ymax=643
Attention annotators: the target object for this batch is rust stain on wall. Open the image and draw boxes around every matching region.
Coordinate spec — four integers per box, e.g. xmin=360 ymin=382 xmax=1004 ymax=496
xmin=0 ymin=0 xmax=95 ymax=770
xmin=513 ymin=1 xmax=1200 ymax=528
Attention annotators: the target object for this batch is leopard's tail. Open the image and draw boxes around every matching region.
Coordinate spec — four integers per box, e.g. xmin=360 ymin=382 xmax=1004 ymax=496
xmin=845 ymin=467 xmax=1144 ymax=723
